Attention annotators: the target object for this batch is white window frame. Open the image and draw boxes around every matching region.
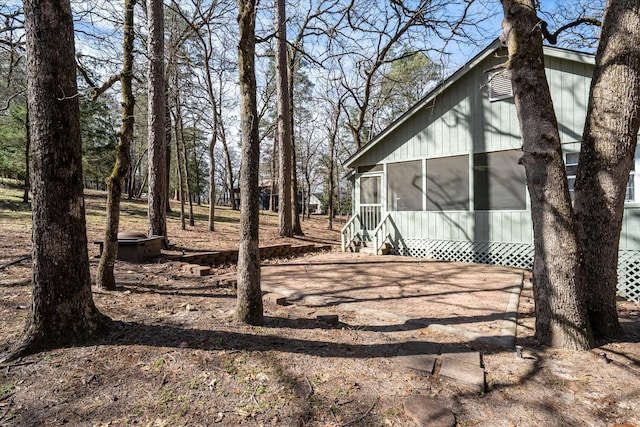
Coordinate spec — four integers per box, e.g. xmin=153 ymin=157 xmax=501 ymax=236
xmin=564 ymin=149 xmax=639 ymax=203
xmin=488 ymin=70 xmax=513 ymax=102
xmin=565 ymin=152 xmax=580 ymax=201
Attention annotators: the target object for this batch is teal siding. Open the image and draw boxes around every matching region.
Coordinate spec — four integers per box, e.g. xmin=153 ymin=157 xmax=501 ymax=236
xmin=357 ymin=49 xmax=592 ymax=167
xmin=546 ymin=57 xmax=590 ymax=143
xmin=349 ymin=44 xmax=640 ymax=252
xmin=390 ymin=211 xmax=533 ymax=244
xmin=621 ymin=207 xmax=640 ymax=250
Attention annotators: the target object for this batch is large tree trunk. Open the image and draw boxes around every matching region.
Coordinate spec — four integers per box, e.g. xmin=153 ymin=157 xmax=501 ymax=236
xmin=501 ymin=0 xmax=593 ymax=349
xmin=165 ymin=87 xmax=173 ymax=213
xmin=10 ymin=0 xmax=110 ymax=359
xmin=236 ymin=0 xmax=264 ymax=325
xmin=147 ymin=0 xmax=167 ymax=244
xmin=96 ymin=0 xmax=136 ymax=291
xmin=22 ymin=106 xmax=30 ymax=204
xmin=289 ymin=58 xmax=303 ymax=236
xmin=275 ymin=0 xmax=292 ymax=237
xmin=574 ymin=0 xmax=640 ymax=338
xmin=270 ymin=134 xmax=277 ymax=212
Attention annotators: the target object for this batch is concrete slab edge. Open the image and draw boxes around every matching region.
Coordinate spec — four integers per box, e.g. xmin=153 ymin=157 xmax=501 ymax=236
xmin=500 ymin=272 xmax=524 ymax=348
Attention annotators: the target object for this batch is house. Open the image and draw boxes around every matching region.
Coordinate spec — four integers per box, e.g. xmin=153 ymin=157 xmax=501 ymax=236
xmin=255 ymin=179 xmax=304 ymax=212
xmin=307 ymin=193 xmax=324 ymax=215
xmin=342 ymin=39 xmax=640 ymax=302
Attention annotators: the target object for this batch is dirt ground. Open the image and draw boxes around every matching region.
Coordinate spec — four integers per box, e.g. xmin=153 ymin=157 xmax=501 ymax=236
xmin=1 ymin=186 xmax=639 ymax=426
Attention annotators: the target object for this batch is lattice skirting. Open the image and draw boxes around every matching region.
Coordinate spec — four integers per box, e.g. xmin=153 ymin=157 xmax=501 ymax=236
xmin=394 ymin=238 xmax=640 ymax=303
xmin=618 ymin=251 xmax=640 ymax=303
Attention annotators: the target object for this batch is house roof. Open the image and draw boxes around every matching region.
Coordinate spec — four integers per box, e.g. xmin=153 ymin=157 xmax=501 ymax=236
xmin=343 ymin=39 xmax=595 ymax=169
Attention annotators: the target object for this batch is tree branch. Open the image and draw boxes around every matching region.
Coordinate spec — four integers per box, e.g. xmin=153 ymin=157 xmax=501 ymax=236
xmin=541 ymin=17 xmax=602 ymax=45
xmin=92 ymin=73 xmax=121 ymax=100
xmin=0 ymin=90 xmax=24 ymax=112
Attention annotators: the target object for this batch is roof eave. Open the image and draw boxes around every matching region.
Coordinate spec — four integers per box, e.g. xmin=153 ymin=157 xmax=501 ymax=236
xmin=343 ymin=40 xmax=595 ymax=170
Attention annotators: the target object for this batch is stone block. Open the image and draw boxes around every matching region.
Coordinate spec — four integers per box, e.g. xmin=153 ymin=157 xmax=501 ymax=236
xmin=396 ymin=354 xmax=437 ymax=375
xmin=316 ymin=314 xmax=339 ymax=325
xmin=192 ymin=266 xmax=211 ymax=276
xmin=403 ymin=395 xmax=456 ymax=427
xmin=439 ymin=357 xmax=485 ymax=392
xmin=440 ymin=349 xmax=482 ymax=367
xmin=264 ymin=292 xmax=289 ymax=306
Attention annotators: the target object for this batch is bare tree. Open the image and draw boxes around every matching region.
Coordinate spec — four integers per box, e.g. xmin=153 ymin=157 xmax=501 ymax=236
xmin=573 ymin=0 xmax=640 ymax=337
xmin=147 ymin=0 xmax=167 ymax=243
xmin=168 ymin=0 xmax=236 ymax=229
xmin=236 ymin=0 xmax=263 ymax=325
xmin=95 ymin=0 xmax=137 ymax=291
xmin=336 ymin=0 xmax=452 ymax=149
xmin=275 ymin=0 xmax=292 ymax=237
xmin=6 ymin=0 xmax=110 ymax=360
xmin=323 ymin=85 xmax=346 ymax=231
xmin=501 ymin=0 xmax=593 ymax=349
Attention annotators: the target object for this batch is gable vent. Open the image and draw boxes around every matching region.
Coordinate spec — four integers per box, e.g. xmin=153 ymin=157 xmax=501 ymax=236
xmin=488 ymin=70 xmax=513 ymax=102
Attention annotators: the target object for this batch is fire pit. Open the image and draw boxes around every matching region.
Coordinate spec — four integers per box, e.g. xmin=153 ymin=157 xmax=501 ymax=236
xmin=94 ymin=231 xmax=164 ymax=262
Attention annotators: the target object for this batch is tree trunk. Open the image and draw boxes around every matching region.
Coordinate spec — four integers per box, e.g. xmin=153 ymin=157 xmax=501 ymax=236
xmin=182 ymin=124 xmax=195 ymax=227
xmin=574 ymin=0 xmax=640 ymax=338
xmin=501 ymin=0 xmax=593 ymax=349
xmin=275 ymin=0 xmax=292 ymax=237
xmin=96 ymin=0 xmax=136 ymax=292
xmin=208 ymin=133 xmax=216 ymax=231
xmin=327 ymin=137 xmax=335 ymax=231
xmin=289 ymin=68 xmax=303 ymax=235
xmin=270 ymin=134 xmax=277 ymax=212
xmin=165 ymin=87 xmax=173 ymax=213
xmin=236 ymin=0 xmax=264 ymax=326
xmin=22 ymin=106 xmax=30 ymax=204
xmin=219 ymin=119 xmax=236 ymax=210
xmin=136 ymin=165 xmax=148 ymax=198
xmin=220 ymin=132 xmax=236 ymax=210
xmin=147 ymin=0 xmax=167 ymax=244
xmin=174 ymin=107 xmax=187 ymax=231
xmin=10 ymin=0 xmax=110 ymax=359
xmin=306 ymin=172 xmax=312 ymax=219
xmin=126 ymin=145 xmax=134 ymax=200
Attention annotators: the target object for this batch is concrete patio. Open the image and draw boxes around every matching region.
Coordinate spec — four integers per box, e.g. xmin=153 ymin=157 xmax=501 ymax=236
xmin=259 ymin=252 xmax=524 ymax=349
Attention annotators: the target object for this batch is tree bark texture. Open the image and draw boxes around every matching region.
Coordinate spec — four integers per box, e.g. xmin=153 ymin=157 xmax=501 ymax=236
xmin=327 ymin=131 xmax=336 ymax=231
xmin=501 ymin=0 xmax=594 ymax=349
xmin=22 ymin=106 xmax=30 ymax=203
xmin=270 ymin=135 xmax=277 ymax=212
xmin=574 ymin=0 xmax=640 ymax=337
xmin=96 ymin=0 xmax=136 ymax=291
xmin=291 ymin=137 xmax=303 ymax=235
xmin=15 ymin=0 xmax=109 ymax=358
xmin=288 ymin=52 xmax=303 ymax=236
xmin=173 ymin=100 xmax=187 ymax=231
xmin=275 ymin=0 xmax=293 ymax=237
xmin=208 ymin=133 xmax=216 ymax=231
xmin=236 ymin=0 xmax=264 ymax=325
xmin=165 ymin=86 xmax=173 ymax=213
xmin=219 ymin=120 xmax=237 ymax=210
xmin=147 ymin=0 xmax=167 ymax=243
xmin=182 ymin=119 xmax=195 ymax=227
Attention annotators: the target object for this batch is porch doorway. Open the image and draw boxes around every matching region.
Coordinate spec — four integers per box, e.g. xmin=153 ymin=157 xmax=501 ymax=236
xmin=359 ymin=175 xmax=382 ymax=231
